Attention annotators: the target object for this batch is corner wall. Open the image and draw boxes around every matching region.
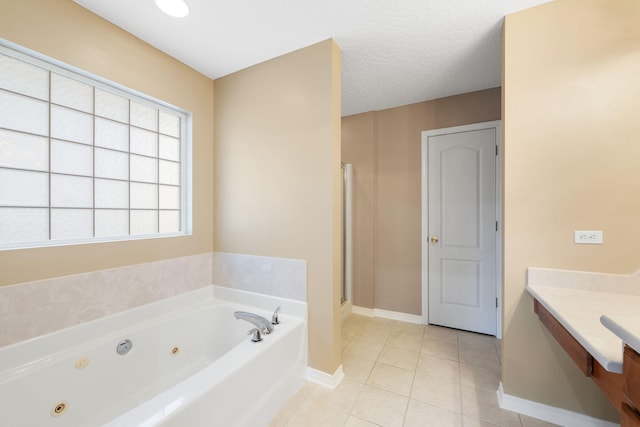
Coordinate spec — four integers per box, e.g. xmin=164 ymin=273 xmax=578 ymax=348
xmin=342 ymin=88 xmax=501 ymax=314
xmin=502 ymin=0 xmax=640 ymax=421
xmin=0 ymin=0 xmax=215 ymax=286
xmin=213 ymin=40 xmax=342 ymax=375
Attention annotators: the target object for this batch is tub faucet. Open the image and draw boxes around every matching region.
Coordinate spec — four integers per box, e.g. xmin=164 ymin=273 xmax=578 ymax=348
xmin=234 ymin=311 xmax=275 ymax=335
xmin=271 ymin=306 xmax=280 ymax=325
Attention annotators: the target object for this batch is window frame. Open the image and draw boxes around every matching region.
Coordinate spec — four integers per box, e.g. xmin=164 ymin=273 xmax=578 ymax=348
xmin=0 ymin=38 xmax=192 ymax=251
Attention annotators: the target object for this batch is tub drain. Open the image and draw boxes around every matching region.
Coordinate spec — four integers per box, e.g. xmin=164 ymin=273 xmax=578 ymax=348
xmin=170 ymin=346 xmax=180 ymax=356
xmin=51 ymin=401 xmax=67 ymax=417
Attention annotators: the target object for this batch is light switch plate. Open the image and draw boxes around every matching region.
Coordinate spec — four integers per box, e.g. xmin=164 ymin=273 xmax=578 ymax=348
xmin=574 ymin=230 xmax=603 ymax=244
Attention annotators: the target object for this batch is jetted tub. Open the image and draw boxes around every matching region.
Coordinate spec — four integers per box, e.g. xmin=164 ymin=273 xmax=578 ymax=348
xmin=0 ymin=286 xmax=307 ymax=427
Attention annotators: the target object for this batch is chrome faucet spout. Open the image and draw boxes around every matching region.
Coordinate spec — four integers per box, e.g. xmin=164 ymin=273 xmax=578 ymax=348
xmin=234 ymin=311 xmax=275 ymax=334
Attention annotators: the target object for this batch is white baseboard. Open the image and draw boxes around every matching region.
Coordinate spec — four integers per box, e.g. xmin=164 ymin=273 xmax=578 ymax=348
xmin=352 ymin=305 xmax=375 ymax=317
xmin=497 ymin=383 xmax=618 ymax=427
xmin=306 ymin=365 xmax=345 ymax=390
xmin=341 ymin=300 xmax=353 ymax=320
xmin=352 ymin=305 xmax=423 ymax=325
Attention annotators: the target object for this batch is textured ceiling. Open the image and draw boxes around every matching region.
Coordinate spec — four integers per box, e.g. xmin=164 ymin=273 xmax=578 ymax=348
xmin=73 ymin=0 xmax=551 ymax=116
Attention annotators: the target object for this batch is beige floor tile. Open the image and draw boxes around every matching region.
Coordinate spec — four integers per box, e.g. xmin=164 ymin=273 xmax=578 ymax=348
xmin=292 ymin=318 xmax=523 ymax=427
xmin=404 ymin=398 xmax=464 ymax=427
xmin=416 ymin=353 xmax=461 ymax=383
xmin=369 ymin=316 xmax=398 ymax=330
xmin=421 ymin=338 xmax=459 ymax=361
xmin=344 ymin=336 xmax=385 ymax=361
xmin=458 ymin=331 xmax=500 ymax=351
xmin=268 ymin=416 xmax=288 ymax=427
xmin=411 ymin=371 xmax=462 ymax=413
xmin=343 ymin=334 xmax=355 ymax=350
xmin=343 ymin=323 xmax=361 ymax=339
xmin=351 ymin=385 xmax=409 ymax=427
xmin=323 ymin=377 xmax=365 ymax=413
xmin=345 ymin=415 xmax=381 ymax=426
xmin=459 ymin=346 xmax=501 ymax=371
xmin=424 ymin=325 xmax=459 ymax=344
xmin=459 ymin=342 xmax=500 ymax=361
xmin=271 ymin=390 xmax=308 ymax=422
xmin=343 ymin=354 xmax=376 ymax=383
xmin=459 ymin=363 xmax=500 ymax=392
xmin=386 ymin=331 xmax=424 ymax=352
xmin=297 ymin=380 xmax=321 ymax=396
xmin=367 ymin=362 xmax=414 ymax=396
xmin=393 ymin=321 xmax=425 ymax=335
xmin=378 ymin=346 xmax=420 ymax=371
xmin=271 ymin=381 xmax=318 ymax=422
xmin=519 ymin=414 xmax=560 ymax=427
xmin=286 ymin=408 xmax=350 ymax=427
xmin=285 ymin=388 xmax=350 ymax=427
xmin=358 ymin=326 xmax=393 ymax=343
xmin=462 ymin=416 xmax=518 ymax=427
xmin=461 ymin=385 xmax=521 ymax=426
xmin=344 ymin=314 xmax=370 ymax=328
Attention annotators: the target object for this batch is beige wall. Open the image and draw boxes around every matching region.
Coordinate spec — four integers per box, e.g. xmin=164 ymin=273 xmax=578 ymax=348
xmin=342 ymin=88 xmax=501 ymax=314
xmin=502 ymin=0 xmax=640 ymax=421
xmin=213 ymin=40 xmax=342 ymax=374
xmin=0 ymin=0 xmax=214 ymax=286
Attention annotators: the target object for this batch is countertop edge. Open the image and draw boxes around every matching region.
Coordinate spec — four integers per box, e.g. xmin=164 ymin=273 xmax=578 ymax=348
xmin=601 ymin=315 xmax=640 ymax=356
xmin=527 ymin=284 xmax=623 ymax=374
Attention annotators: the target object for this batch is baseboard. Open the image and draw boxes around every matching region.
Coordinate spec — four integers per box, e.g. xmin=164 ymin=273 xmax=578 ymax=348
xmin=306 ymin=365 xmax=345 ymax=389
xmin=352 ymin=305 xmax=423 ymax=325
xmin=341 ymin=300 xmax=353 ymax=321
xmin=352 ymin=305 xmax=375 ymax=317
xmin=497 ymin=383 xmax=618 ymax=427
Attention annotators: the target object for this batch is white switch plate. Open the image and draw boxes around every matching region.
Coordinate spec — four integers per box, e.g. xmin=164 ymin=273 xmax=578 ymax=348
xmin=574 ymin=230 xmax=603 ymax=244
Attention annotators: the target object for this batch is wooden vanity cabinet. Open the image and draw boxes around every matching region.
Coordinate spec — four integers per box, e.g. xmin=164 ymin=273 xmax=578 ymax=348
xmin=531 ymin=296 xmax=640 ymax=425
xmin=533 ymin=299 xmax=624 ymax=410
xmin=622 ymin=346 xmax=640 ymax=427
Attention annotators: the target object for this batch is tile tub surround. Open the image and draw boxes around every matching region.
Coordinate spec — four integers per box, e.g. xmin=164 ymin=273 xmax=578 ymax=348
xmin=0 ymin=253 xmax=212 ymax=348
xmin=527 ymin=267 xmax=640 ymax=374
xmin=212 ymin=252 xmax=307 ymax=302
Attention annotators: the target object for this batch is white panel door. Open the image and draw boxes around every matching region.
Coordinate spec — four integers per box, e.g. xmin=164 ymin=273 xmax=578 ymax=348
xmin=426 ymin=125 xmax=497 ymax=335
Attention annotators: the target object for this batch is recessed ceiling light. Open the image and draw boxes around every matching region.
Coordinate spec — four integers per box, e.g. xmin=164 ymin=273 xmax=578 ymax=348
xmin=155 ymin=0 xmax=189 ymax=18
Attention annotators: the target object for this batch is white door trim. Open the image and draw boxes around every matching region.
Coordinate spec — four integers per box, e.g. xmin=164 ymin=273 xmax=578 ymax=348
xmin=421 ymin=120 xmax=502 ymax=338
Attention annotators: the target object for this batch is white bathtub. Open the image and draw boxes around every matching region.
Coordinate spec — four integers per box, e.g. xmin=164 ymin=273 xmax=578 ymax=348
xmin=0 ymin=286 xmax=307 ymax=427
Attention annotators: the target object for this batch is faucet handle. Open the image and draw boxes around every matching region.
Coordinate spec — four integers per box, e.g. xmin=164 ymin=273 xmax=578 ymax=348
xmin=247 ymin=328 xmax=262 ymax=343
xmin=271 ymin=306 xmax=281 ymax=325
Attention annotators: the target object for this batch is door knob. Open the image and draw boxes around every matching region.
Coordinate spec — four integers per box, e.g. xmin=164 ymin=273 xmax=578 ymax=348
xmin=431 ymin=236 xmax=439 ymax=243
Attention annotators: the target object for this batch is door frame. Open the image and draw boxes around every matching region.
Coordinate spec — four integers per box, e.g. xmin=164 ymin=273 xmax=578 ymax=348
xmin=420 ymin=120 xmax=502 ymax=338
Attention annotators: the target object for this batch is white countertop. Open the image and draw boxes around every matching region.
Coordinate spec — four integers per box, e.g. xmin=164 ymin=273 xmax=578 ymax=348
xmin=600 ymin=314 xmax=640 ymax=356
xmin=527 ymin=284 xmax=640 ymax=373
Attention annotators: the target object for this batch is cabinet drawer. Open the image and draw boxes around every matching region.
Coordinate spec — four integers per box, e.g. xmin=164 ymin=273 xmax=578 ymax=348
xmin=624 ymin=346 xmax=640 ymax=408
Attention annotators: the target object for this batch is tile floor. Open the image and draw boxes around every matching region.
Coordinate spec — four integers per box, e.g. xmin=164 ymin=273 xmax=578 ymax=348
xmin=270 ymin=314 xmax=559 ymax=427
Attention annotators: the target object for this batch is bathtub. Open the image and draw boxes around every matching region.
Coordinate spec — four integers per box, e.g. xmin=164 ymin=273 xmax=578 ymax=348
xmin=0 ymin=286 xmax=307 ymax=427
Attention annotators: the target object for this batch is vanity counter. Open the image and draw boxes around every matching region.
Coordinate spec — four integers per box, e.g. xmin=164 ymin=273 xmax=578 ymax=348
xmin=527 ymin=284 xmax=640 ymax=373
xmin=601 ymin=315 xmax=640 ymax=357
xmin=527 ymin=267 xmax=640 ymax=419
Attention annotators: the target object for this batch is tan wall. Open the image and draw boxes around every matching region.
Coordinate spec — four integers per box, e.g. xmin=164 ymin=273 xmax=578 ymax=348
xmin=502 ymin=0 xmax=640 ymax=421
xmin=213 ymin=40 xmax=342 ymax=374
xmin=342 ymin=88 xmax=501 ymax=314
xmin=0 ymin=0 xmax=214 ymax=286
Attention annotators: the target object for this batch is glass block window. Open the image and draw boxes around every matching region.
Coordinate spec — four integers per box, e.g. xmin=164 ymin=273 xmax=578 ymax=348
xmin=0 ymin=41 xmax=191 ymax=249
